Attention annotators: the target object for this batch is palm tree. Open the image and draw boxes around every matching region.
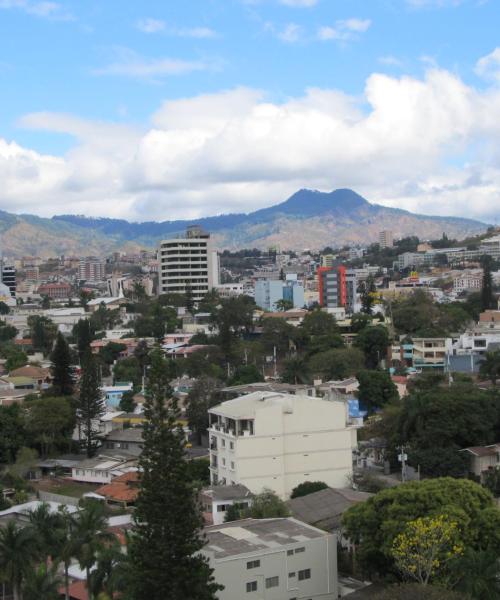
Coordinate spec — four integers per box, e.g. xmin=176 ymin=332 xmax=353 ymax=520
xmin=28 ymin=503 xmax=65 ymax=566
xmin=56 ymin=508 xmax=79 ymax=600
xmin=0 ymin=521 xmax=40 ymax=600
xmin=453 ymin=548 xmax=500 ymax=600
xmin=73 ymin=500 xmax=113 ymax=600
xmin=281 ymin=356 xmax=310 ymax=384
xmin=89 ymin=539 xmax=129 ymax=600
xmin=22 ymin=564 xmax=61 ymax=600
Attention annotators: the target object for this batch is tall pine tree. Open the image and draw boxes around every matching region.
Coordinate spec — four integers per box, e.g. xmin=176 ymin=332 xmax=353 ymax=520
xmin=73 ymin=319 xmax=94 ymax=364
xmin=76 ymin=352 xmax=104 ymax=457
xmin=51 ymin=332 xmax=74 ymax=396
xmin=481 ymin=255 xmax=496 ymax=311
xmin=127 ymin=349 xmax=221 ymax=600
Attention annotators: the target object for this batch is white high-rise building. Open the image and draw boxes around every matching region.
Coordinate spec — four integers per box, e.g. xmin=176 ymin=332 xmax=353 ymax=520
xmin=158 ymin=226 xmax=219 ymax=302
xmin=208 ymin=392 xmax=356 ymax=499
xmin=379 ymin=230 xmax=394 ymax=248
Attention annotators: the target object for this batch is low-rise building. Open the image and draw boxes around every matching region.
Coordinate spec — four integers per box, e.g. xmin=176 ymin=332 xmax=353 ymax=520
xmin=200 ymin=484 xmax=254 ymax=525
xmin=71 ymin=455 xmax=137 ymax=485
xmin=460 ymin=444 xmax=500 ymax=482
xmin=203 ymin=518 xmax=338 ymax=600
xmin=208 ymin=392 xmax=355 ymax=498
xmin=103 ymin=428 xmax=144 ymax=457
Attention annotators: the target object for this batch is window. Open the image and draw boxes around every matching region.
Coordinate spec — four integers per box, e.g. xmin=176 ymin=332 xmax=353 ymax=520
xmin=222 ymin=458 xmax=226 ymax=466
xmin=288 ymin=572 xmax=296 ymax=578
xmin=298 ymin=569 xmax=311 ymax=581
xmin=246 ymin=581 xmax=257 ymax=592
xmin=231 ymin=462 xmax=235 ymax=470
xmin=265 ymin=576 xmax=279 ymax=589
xmin=287 ymin=549 xmax=293 ymax=556
xmin=230 ymin=441 xmax=234 ymax=450
xmin=216 ymin=504 xmax=227 ymax=512
xmin=294 ymin=547 xmax=305 ymax=554
xmin=221 ymin=439 xmax=226 ymax=447
xmin=247 ymin=560 xmax=260 ymax=569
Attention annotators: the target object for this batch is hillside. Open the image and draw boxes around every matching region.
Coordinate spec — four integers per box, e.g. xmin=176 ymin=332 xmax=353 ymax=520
xmin=0 ymin=189 xmax=488 ymax=257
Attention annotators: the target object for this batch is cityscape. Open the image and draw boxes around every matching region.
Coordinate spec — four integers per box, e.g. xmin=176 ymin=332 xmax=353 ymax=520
xmin=1 ymin=2 xmax=500 ymax=600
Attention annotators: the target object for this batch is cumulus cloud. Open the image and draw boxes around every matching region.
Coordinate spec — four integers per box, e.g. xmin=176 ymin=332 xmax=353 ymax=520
xmin=3 ymin=63 xmax=500 ymax=222
xmin=317 ymin=18 xmax=371 ymax=41
xmin=475 ymin=47 xmax=500 ymax=81
xmin=279 ymin=0 xmax=318 ymax=7
xmin=0 ymin=0 xmax=74 ymax=20
xmin=136 ymin=18 xmax=217 ymax=38
xmin=277 ymin=23 xmax=302 ymax=42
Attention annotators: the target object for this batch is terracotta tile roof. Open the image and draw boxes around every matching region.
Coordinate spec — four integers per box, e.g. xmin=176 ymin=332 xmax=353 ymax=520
xmin=59 ymin=580 xmax=88 ymax=600
xmin=95 ymin=474 xmax=139 ymax=503
xmin=462 ymin=444 xmax=500 ymax=457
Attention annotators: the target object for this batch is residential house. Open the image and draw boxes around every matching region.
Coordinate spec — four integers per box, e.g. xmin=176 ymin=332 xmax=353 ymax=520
xmin=104 ymin=428 xmax=144 ymax=457
xmin=460 ymin=444 xmax=500 ymax=482
xmin=71 ymin=455 xmax=137 ymax=485
xmin=95 ymin=471 xmax=140 ymax=508
xmin=200 ymin=484 xmax=254 ymax=526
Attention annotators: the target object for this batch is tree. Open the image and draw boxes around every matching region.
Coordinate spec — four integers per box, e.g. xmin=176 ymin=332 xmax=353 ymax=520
xmin=355 ymin=325 xmax=390 ymax=368
xmin=228 ymin=364 xmax=264 ymax=386
xmin=4 ymin=346 xmax=28 ymax=372
xmin=481 ymin=255 xmax=496 ymax=311
xmin=76 ymin=353 xmax=105 ymax=457
xmin=224 ymin=504 xmax=243 ymax=523
xmin=307 ymin=347 xmax=364 ymax=381
xmin=119 ymin=390 xmax=135 ymax=413
xmin=391 ymin=515 xmax=463 ymax=585
xmin=451 ymin=548 xmax=500 ymax=600
xmin=79 ymin=289 xmax=94 ymax=311
xmin=361 ymin=276 xmax=377 ymax=315
xmin=28 ymin=502 xmax=65 ymax=566
xmin=50 ymin=332 xmax=74 ymax=395
xmin=113 ymin=356 xmax=143 ymax=388
xmin=479 ymin=350 xmax=500 ymax=385
xmin=24 ymin=397 xmax=75 ymax=457
xmin=302 ymin=309 xmax=339 ymax=337
xmin=244 ymin=489 xmax=290 ymax=519
xmin=28 ymin=315 xmax=57 ymax=355
xmin=281 ymin=356 xmax=310 ymax=384
xmin=342 ymin=478 xmax=497 ymax=577
xmin=374 ymin=584 xmax=467 ymax=600
xmin=0 ymin=300 xmax=10 ymax=314
xmin=0 ymin=404 xmax=26 ymax=463
xmin=89 ymin=539 xmax=129 ymax=600
xmin=73 ymin=500 xmax=114 ymax=600
xmin=127 ymin=349 xmax=222 ymax=600
xmin=351 ymin=312 xmax=372 ymax=333
xmin=357 ymin=370 xmax=399 ymax=414
xmin=99 ymin=342 xmax=126 ymax=366
xmin=22 ymin=564 xmax=61 ymax=600
xmin=0 ymin=322 xmax=18 ymax=341
xmin=0 ymin=521 xmax=40 ymax=600
xmin=73 ymin=318 xmax=94 ymax=363
xmin=186 ymin=377 xmax=222 ymax=445
xmin=290 ymin=481 xmax=328 ymax=499
xmin=261 ymin=318 xmax=295 ymax=357
xmin=275 ymin=298 xmax=293 ymax=311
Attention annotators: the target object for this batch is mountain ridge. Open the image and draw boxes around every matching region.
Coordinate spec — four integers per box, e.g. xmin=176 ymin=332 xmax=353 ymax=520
xmin=0 ymin=188 xmax=489 ymax=257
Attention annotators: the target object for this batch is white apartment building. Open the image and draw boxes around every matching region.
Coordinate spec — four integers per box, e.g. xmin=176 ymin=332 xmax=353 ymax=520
xmin=208 ymin=392 xmax=355 ymax=499
xmin=158 ymin=226 xmax=219 ymax=302
xmin=79 ymin=256 xmax=105 ymax=282
xmin=453 ymin=270 xmax=483 ymax=293
xmin=203 ymin=518 xmax=338 ymax=600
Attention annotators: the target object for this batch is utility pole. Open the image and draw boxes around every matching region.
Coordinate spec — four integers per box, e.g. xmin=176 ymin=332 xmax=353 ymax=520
xmin=397 ymin=444 xmax=408 ymax=483
xmin=273 ymin=345 xmax=277 ymax=378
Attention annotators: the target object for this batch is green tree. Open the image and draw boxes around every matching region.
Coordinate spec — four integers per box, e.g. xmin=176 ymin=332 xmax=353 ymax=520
xmin=79 ymin=289 xmax=94 ymax=311
xmin=73 ymin=500 xmax=114 ymax=600
xmin=0 ymin=521 xmax=40 ymax=600
xmin=89 ymin=539 xmax=129 ymax=600
xmin=244 ymin=489 xmax=290 ymax=518
xmin=99 ymin=342 xmax=127 ymax=366
xmin=307 ymin=347 xmax=364 ymax=381
xmin=479 ymin=350 xmax=500 ymax=385
xmin=3 ymin=345 xmax=28 ymax=372
xmin=0 ymin=404 xmax=26 ymax=463
xmin=261 ymin=317 xmax=295 ymax=356
xmin=275 ymin=298 xmax=293 ymax=311
xmin=342 ymin=478 xmax=498 ymax=578
xmin=290 ymin=481 xmax=328 ymax=499
xmin=228 ymin=364 xmax=264 ymax=386
xmin=28 ymin=315 xmax=57 ymax=355
xmin=361 ymin=276 xmax=377 ymax=315
xmin=76 ymin=353 xmax=105 ymax=457
xmin=224 ymin=504 xmax=243 ymax=523
xmin=119 ymin=390 xmax=136 ymax=413
xmin=0 ymin=322 xmax=18 ymax=341
xmin=73 ymin=318 xmax=94 ymax=363
xmin=28 ymin=502 xmax=65 ymax=566
xmin=481 ymin=255 xmax=496 ymax=311
xmin=351 ymin=312 xmax=372 ymax=333
xmin=355 ymin=324 xmax=390 ymax=368
xmin=302 ymin=309 xmax=339 ymax=337
xmin=374 ymin=584 xmax=467 ymax=600
xmin=24 ymin=397 xmax=75 ymax=458
xmin=357 ymin=370 xmax=399 ymax=414
xmin=281 ymin=356 xmax=310 ymax=384
xmin=127 ymin=349 xmax=222 ymax=600
xmin=22 ymin=564 xmax=61 ymax=600
xmin=186 ymin=376 xmax=222 ymax=445
xmin=50 ymin=332 xmax=74 ymax=395
xmin=113 ymin=356 xmax=143 ymax=388
xmin=0 ymin=300 xmax=10 ymax=314
xmin=451 ymin=548 xmax=500 ymax=600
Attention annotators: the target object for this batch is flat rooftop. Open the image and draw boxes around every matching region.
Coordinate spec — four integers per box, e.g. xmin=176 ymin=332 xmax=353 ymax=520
xmin=204 ymin=517 xmax=327 ymax=560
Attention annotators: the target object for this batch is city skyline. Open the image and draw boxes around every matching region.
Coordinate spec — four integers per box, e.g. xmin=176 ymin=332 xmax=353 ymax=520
xmin=1 ymin=0 xmax=500 ymax=223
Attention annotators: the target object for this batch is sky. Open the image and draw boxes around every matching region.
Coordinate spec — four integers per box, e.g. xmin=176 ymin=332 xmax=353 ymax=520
xmin=1 ymin=0 xmax=500 ymax=224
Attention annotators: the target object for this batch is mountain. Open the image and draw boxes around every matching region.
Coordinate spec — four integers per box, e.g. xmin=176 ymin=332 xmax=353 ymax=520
xmin=0 ymin=188 xmax=488 ymax=257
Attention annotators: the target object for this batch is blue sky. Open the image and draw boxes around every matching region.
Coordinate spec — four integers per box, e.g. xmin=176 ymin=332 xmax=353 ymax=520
xmin=1 ymin=0 xmax=500 ymax=222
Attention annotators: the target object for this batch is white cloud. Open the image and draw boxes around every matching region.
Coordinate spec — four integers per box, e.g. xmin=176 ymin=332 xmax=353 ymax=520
xmin=277 ymin=23 xmax=301 ymax=42
xmin=279 ymin=0 xmax=318 ymax=7
xmin=379 ymin=55 xmax=403 ymax=67
xmin=136 ymin=18 xmax=217 ymax=38
xmin=0 ymin=0 xmax=74 ymax=21
xmin=317 ymin=18 xmax=371 ymax=41
xmin=4 ymin=66 xmax=500 ymax=222
xmin=92 ymin=48 xmax=213 ymax=81
xmin=136 ymin=18 xmax=165 ymax=33
xmin=475 ymin=47 xmax=500 ymax=82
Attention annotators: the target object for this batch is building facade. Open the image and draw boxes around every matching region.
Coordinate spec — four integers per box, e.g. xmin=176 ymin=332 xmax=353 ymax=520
xmin=255 ymin=279 xmax=305 ymax=312
xmin=79 ymin=257 xmax=106 ymax=282
xmin=158 ymin=226 xmax=219 ymax=302
xmin=208 ymin=392 xmax=355 ymax=499
xmin=2 ymin=265 xmax=16 ymax=297
xmin=379 ymin=230 xmax=394 ymax=248
xmin=317 ymin=266 xmax=357 ymax=315
xmin=203 ymin=518 xmax=338 ymax=600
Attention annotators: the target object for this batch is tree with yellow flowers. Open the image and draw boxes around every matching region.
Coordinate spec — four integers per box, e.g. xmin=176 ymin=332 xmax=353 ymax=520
xmin=391 ymin=515 xmax=464 ymax=586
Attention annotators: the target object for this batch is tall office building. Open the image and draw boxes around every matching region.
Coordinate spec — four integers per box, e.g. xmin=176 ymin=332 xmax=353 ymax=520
xmin=158 ymin=226 xmax=219 ymax=302
xmin=78 ymin=257 xmax=105 ymax=282
xmin=2 ymin=265 xmax=16 ymax=297
xmin=379 ymin=230 xmax=394 ymax=248
xmin=318 ymin=266 xmax=357 ymax=315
